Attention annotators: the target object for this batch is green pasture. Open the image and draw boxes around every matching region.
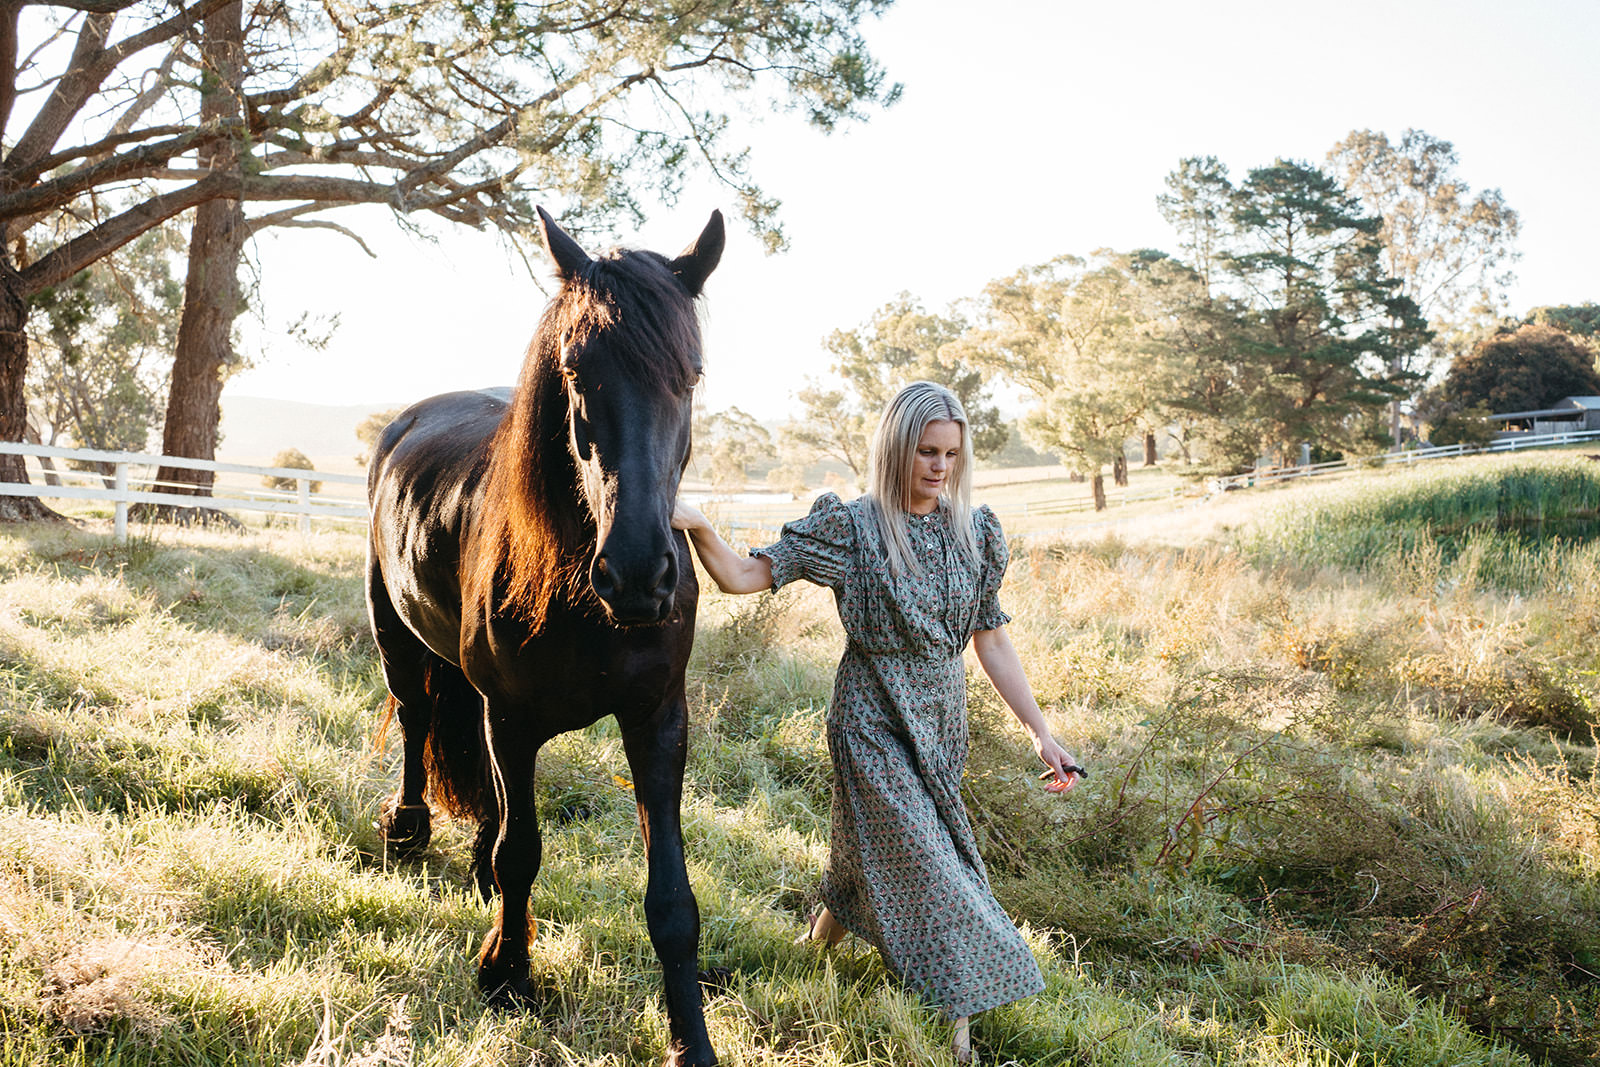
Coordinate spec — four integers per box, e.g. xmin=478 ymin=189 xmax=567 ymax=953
xmin=1 ymin=449 xmax=1598 ymax=1065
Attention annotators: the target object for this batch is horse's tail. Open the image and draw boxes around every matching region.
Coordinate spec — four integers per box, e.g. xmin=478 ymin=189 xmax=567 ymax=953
xmin=376 ymin=653 xmax=494 ymax=824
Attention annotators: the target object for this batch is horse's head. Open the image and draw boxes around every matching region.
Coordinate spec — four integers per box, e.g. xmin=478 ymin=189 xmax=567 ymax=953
xmin=537 ymin=207 xmax=723 ymax=626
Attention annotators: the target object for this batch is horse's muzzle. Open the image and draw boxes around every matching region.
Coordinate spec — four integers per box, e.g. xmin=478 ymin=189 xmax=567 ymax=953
xmin=590 ymin=550 xmax=678 ymax=626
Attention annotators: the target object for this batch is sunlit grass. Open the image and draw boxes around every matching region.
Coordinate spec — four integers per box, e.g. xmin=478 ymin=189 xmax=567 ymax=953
xmin=1 ymin=458 xmax=1596 ymax=1064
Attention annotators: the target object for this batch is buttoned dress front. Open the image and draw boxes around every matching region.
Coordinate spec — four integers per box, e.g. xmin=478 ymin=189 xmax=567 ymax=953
xmin=756 ymin=492 xmax=1045 ymax=1019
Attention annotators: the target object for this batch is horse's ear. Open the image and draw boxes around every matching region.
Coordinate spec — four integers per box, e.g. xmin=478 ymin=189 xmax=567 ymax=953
xmin=669 ymin=210 xmax=725 ymax=297
xmin=536 ymin=206 xmax=592 ymax=280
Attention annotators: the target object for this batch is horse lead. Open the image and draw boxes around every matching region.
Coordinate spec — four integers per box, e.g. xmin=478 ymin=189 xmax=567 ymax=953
xmin=366 ymin=208 xmax=724 ymax=1067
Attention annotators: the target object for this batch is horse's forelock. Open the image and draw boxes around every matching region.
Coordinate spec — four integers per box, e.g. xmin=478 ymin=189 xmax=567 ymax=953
xmin=553 ymin=250 xmax=702 ymax=393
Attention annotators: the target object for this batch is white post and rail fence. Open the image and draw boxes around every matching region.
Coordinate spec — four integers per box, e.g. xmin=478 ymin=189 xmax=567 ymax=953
xmin=2 ymin=429 xmax=1598 ymax=546
xmin=0 ymin=441 xmax=366 ymax=543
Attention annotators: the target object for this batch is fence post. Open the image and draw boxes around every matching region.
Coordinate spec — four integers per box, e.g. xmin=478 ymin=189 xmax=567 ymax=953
xmin=113 ymin=462 xmax=128 ymax=545
xmin=297 ymin=478 xmax=311 ymax=535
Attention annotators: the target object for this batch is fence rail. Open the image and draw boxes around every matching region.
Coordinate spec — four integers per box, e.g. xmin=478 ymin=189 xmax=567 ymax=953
xmin=7 ymin=428 xmax=1599 ymax=546
xmin=1206 ymin=429 xmax=1600 ymax=493
xmin=0 ymin=441 xmax=366 ymax=542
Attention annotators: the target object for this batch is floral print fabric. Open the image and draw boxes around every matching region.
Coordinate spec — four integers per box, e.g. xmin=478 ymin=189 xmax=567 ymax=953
xmin=756 ymin=492 xmax=1044 ymax=1019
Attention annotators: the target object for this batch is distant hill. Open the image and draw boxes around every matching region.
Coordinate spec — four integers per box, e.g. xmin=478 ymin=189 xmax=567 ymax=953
xmin=218 ymin=396 xmax=408 ymax=475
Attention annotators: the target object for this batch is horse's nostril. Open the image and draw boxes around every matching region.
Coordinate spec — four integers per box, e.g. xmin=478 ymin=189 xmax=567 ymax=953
xmin=591 ymin=555 xmax=617 ymax=597
xmin=651 ymin=553 xmax=674 ymax=594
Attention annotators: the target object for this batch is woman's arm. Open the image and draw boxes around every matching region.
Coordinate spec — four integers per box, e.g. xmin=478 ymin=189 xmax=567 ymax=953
xmin=672 ymin=502 xmax=774 ymax=594
xmin=972 ymin=625 xmax=1084 ymax=791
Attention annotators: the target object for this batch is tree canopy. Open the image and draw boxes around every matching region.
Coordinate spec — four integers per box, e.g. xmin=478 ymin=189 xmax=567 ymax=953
xmin=1439 ymin=324 xmax=1600 ymax=414
xmin=959 ymin=249 xmax=1202 ymax=506
xmin=779 ymin=293 xmax=1002 ymax=487
xmin=0 ymin=0 xmax=902 ymax=517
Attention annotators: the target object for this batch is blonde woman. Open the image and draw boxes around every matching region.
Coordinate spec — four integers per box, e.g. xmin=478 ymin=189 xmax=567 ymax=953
xmin=673 ymin=381 xmax=1083 ymax=1063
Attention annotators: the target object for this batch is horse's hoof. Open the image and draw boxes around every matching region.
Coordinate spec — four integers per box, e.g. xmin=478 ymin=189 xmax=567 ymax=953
xmin=697 ymin=966 xmax=733 ymax=993
xmin=477 ymin=928 xmax=531 ymax=1009
xmin=378 ymin=798 xmax=431 ymax=855
xmin=663 ymin=1041 xmax=719 ymax=1067
xmin=480 ymin=974 xmax=533 ymax=1011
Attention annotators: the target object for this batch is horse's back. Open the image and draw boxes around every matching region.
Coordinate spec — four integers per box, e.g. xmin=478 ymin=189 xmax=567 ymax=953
xmin=367 ymin=389 xmax=511 ymax=661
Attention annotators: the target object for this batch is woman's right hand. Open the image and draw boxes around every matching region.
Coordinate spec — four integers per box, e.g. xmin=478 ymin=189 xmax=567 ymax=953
xmin=672 ymin=501 xmax=708 ymax=533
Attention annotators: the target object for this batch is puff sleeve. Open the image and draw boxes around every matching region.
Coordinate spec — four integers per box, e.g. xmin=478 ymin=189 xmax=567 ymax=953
xmin=973 ymin=504 xmax=1012 ymax=632
xmin=753 ymin=492 xmax=857 ymax=592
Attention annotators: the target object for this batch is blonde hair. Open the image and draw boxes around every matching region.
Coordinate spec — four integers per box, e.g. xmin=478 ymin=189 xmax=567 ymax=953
xmin=865 ymin=381 xmax=979 ymax=576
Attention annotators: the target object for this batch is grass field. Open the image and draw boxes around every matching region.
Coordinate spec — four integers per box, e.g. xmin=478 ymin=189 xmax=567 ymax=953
xmin=1 ymin=449 xmax=1597 ymax=1065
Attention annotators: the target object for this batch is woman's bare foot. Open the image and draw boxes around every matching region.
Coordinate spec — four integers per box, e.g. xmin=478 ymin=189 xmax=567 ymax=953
xmin=953 ymin=1016 xmax=971 ymax=1064
xmin=794 ymin=905 xmax=848 ymax=947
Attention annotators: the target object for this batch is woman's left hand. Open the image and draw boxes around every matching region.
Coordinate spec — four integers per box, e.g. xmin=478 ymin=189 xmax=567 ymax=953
xmin=1035 ymin=735 xmax=1084 ymax=794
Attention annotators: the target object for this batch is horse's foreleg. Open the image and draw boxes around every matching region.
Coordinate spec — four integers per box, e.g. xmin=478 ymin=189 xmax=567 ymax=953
xmin=477 ymin=717 xmax=541 ymax=1008
xmin=624 ymin=696 xmax=716 ymax=1067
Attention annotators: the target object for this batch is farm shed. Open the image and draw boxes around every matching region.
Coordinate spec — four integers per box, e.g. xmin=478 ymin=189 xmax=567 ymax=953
xmin=1489 ymin=395 xmax=1600 ymax=440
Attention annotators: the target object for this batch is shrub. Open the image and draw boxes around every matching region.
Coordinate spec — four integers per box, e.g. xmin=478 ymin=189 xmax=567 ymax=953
xmin=262 ymin=448 xmax=322 ymax=493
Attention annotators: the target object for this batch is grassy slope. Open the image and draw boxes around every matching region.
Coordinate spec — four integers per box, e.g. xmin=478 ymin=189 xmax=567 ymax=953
xmin=0 ymin=451 xmax=1597 ymax=1065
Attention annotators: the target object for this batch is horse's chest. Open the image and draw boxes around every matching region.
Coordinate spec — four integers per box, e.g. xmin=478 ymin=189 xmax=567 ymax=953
xmin=468 ymin=615 xmax=687 ymax=729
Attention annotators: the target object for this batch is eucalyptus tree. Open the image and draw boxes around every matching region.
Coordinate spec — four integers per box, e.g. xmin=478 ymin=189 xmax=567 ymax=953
xmin=782 ymin=293 xmax=1002 ymax=486
xmin=26 ymin=225 xmax=184 ymax=463
xmin=1327 ymin=129 xmax=1520 ymax=441
xmin=958 ymin=250 xmax=1201 ymax=509
xmin=0 ymin=0 xmax=900 ymax=518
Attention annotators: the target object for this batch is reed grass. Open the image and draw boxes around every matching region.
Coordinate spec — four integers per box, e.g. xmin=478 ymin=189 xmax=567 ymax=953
xmin=1 ymin=464 xmax=1596 ymax=1065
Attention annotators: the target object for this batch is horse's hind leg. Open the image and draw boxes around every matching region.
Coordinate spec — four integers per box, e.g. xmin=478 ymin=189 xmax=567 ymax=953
xmin=369 ymin=559 xmax=436 ymax=855
xmin=623 ymin=696 xmax=716 ymax=1067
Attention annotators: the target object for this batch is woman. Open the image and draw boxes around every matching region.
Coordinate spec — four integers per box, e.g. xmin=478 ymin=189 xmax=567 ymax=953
xmin=673 ymin=381 xmax=1083 ymax=1062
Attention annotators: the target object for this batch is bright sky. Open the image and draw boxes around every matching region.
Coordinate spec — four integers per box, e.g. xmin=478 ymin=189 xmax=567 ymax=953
xmin=232 ymin=0 xmax=1600 ymax=422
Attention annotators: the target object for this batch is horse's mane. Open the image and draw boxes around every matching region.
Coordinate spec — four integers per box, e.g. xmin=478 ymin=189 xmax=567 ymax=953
xmin=472 ymin=248 xmax=702 ymax=631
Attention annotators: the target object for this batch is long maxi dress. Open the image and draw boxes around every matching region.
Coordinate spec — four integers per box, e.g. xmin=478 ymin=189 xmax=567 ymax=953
xmin=755 ymin=492 xmax=1046 ymax=1019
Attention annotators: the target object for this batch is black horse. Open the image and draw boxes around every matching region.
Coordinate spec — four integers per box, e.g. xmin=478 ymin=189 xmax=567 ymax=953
xmin=366 ymin=208 xmax=723 ymax=1067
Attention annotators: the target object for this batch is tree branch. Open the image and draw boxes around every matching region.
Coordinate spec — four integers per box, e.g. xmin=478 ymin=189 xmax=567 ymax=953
xmin=19 ymin=171 xmax=231 ymax=292
xmin=7 ymin=0 xmax=232 ymax=179
xmin=0 ymin=124 xmax=230 ymax=218
xmin=244 ymin=211 xmax=375 ymax=255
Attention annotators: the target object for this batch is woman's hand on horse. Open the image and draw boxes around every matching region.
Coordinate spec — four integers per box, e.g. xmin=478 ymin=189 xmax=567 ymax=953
xmin=672 ymin=502 xmax=708 ymax=532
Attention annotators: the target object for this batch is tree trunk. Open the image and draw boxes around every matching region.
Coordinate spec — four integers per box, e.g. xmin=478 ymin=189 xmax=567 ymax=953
xmin=1091 ymin=471 xmax=1106 ymax=511
xmin=150 ymin=0 xmax=243 ymax=516
xmin=1144 ymin=431 xmax=1158 ymax=466
xmin=0 ymin=262 xmax=62 ymax=521
xmin=154 ymin=195 xmax=243 ymax=497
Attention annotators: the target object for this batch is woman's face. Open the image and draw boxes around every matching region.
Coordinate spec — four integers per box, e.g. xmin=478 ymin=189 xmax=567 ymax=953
xmin=907 ymin=419 xmax=961 ymax=514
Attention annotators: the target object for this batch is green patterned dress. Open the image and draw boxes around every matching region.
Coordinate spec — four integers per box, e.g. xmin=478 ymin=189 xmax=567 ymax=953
xmin=756 ymin=492 xmax=1045 ymax=1019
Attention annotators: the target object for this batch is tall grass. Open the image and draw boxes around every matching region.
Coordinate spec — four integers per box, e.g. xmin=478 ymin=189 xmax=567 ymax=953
xmin=1 ymin=470 xmax=1596 ymax=1065
xmin=1239 ymin=452 xmax=1600 ymax=585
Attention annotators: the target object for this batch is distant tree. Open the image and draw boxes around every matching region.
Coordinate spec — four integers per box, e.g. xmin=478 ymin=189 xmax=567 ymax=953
xmin=263 ymin=448 xmax=320 ymax=493
xmin=779 ymin=384 xmax=868 ymax=485
xmin=1422 ymin=402 xmax=1496 ymax=449
xmin=826 ymin=294 xmax=1006 ymax=456
xmin=783 ymin=294 xmax=1004 ymax=486
xmin=1208 ymin=159 xmax=1427 ymax=465
xmin=960 ymin=250 xmax=1200 ymax=509
xmin=1439 ymin=324 xmax=1600 ymax=414
xmin=1327 ymin=129 xmax=1520 ymax=441
xmin=1157 ymin=155 xmax=1232 ymax=296
xmin=1524 ymin=304 xmax=1600 ymax=356
xmin=692 ymin=406 xmax=774 ymax=494
xmin=26 ymin=226 xmax=184 ymax=457
xmin=987 ymin=422 xmax=1057 ymax=468
xmin=354 ymin=408 xmax=404 ymax=468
